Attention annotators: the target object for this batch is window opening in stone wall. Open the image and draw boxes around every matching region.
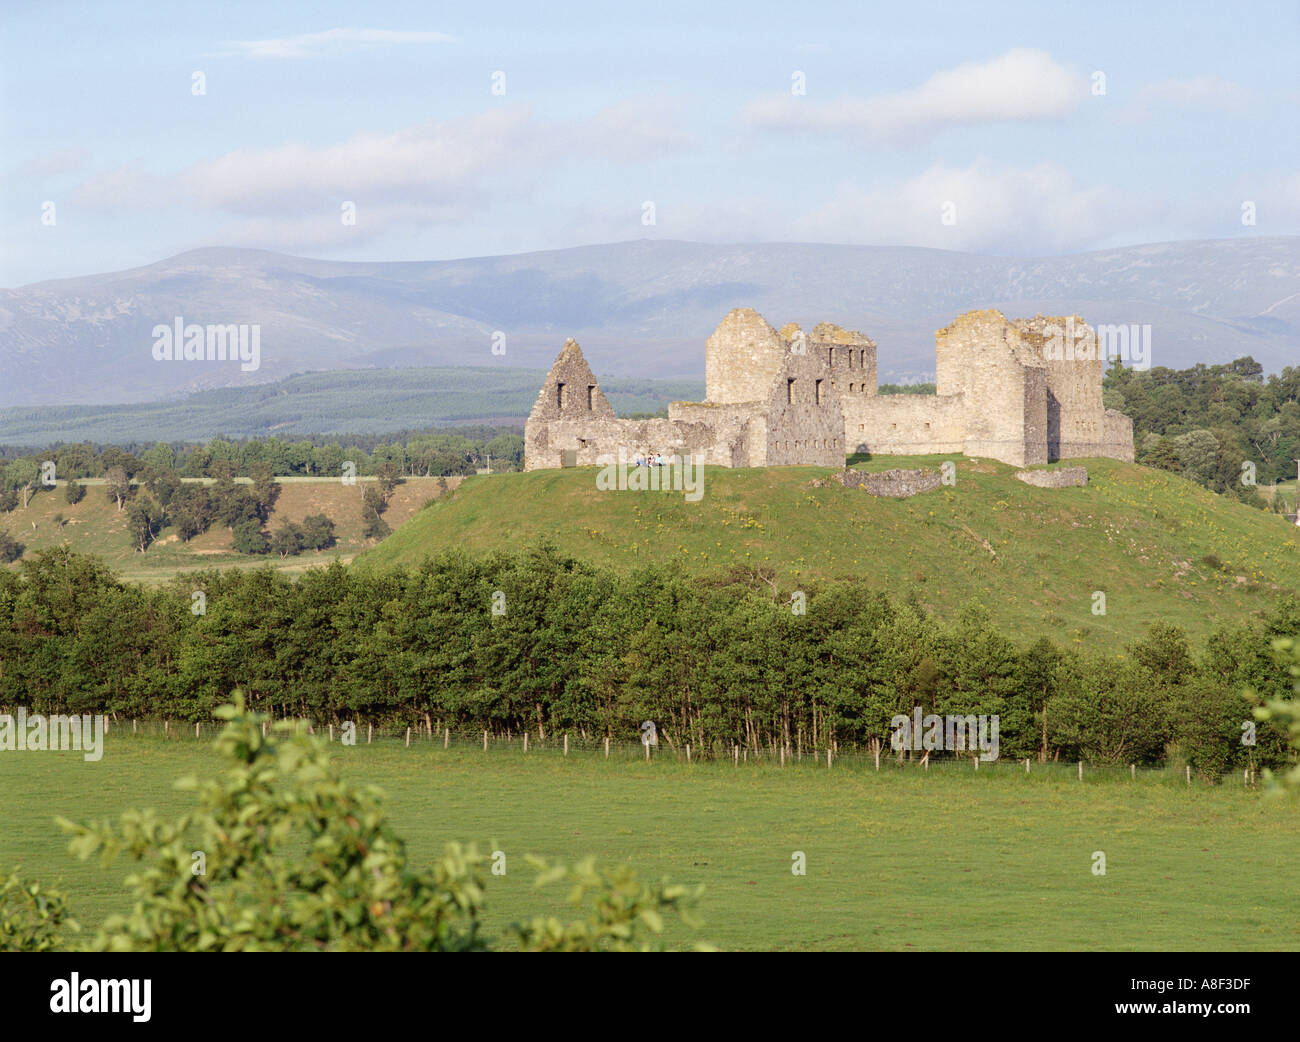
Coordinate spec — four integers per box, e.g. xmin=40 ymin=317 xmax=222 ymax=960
xmin=587 ymin=385 xmax=595 ymax=410
xmin=557 ymin=382 xmax=566 ymax=410
xmin=815 ymin=379 xmax=823 ymax=404
xmin=787 ymin=378 xmax=795 ymax=404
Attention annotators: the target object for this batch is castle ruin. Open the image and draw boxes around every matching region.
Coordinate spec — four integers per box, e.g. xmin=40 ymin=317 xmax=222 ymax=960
xmin=524 ymin=308 xmax=1134 ymax=471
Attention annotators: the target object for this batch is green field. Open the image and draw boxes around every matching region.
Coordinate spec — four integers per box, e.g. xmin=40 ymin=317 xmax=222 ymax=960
xmin=2 ymin=732 xmax=1294 ymax=951
xmin=360 ymin=456 xmax=1300 ymax=647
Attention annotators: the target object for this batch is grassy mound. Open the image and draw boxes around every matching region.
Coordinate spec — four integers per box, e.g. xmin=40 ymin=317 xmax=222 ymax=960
xmin=358 ymin=456 xmax=1300 ymax=647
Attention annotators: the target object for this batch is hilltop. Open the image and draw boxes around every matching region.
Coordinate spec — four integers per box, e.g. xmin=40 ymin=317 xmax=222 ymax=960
xmin=358 ymin=457 xmax=1300 ymax=647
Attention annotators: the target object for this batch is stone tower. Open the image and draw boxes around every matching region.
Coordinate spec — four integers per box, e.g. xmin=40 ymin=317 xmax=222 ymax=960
xmin=705 ymin=307 xmax=788 ymax=404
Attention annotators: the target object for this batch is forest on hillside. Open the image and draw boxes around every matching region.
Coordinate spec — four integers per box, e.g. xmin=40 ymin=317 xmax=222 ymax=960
xmin=1105 ymin=358 xmax=1300 ymax=504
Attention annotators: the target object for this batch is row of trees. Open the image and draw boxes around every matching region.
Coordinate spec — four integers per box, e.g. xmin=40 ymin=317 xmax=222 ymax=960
xmin=0 ymin=428 xmax=525 ymax=489
xmin=1 ymin=546 xmax=1295 ymax=778
xmin=1105 ymin=358 xmax=1300 ymax=503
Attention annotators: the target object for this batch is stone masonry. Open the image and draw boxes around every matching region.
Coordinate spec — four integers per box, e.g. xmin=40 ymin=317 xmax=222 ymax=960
xmin=523 ymin=307 xmax=1134 ymax=471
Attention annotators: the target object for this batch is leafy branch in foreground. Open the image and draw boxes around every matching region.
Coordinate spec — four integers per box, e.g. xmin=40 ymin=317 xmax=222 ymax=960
xmin=0 ymin=871 xmax=79 ymax=952
xmin=1252 ymin=637 xmax=1300 ymax=793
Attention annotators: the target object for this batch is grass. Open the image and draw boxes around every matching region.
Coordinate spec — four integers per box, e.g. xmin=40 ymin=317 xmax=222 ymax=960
xmin=0 ymin=476 xmax=458 ymax=583
xmin=2 ymin=731 xmax=1295 ymax=951
xmin=358 ymin=456 xmax=1300 ymax=647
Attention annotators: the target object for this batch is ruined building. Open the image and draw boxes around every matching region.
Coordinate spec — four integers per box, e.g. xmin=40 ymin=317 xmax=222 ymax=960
xmin=523 ymin=308 xmax=1134 ymax=471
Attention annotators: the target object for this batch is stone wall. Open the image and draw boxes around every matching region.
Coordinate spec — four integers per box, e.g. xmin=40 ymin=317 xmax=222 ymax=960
xmin=761 ymin=349 xmax=846 ymax=467
xmin=838 ymin=467 xmax=942 ymax=497
xmin=809 ymin=322 xmax=878 ymax=399
xmin=843 ymin=393 xmax=965 ymax=456
xmin=1015 ymin=466 xmax=1089 ymax=488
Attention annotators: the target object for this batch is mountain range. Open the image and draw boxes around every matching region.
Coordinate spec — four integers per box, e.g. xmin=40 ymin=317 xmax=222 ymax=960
xmin=2 ymin=237 xmax=1296 ymax=409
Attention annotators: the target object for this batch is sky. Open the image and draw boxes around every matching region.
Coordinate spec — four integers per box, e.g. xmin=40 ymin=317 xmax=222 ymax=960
xmin=1 ymin=0 xmax=1297 ymax=286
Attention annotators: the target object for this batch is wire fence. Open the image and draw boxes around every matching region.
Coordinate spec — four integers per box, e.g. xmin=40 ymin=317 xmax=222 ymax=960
xmin=71 ymin=714 xmax=1266 ymax=790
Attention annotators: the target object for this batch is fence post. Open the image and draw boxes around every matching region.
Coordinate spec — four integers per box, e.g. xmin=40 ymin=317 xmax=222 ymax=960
xmin=367 ymin=722 xmax=372 ymax=745
xmin=604 ymin=736 xmax=609 ymax=759
xmin=444 ymin=727 xmax=450 ymax=750
xmin=523 ymin=733 xmax=528 ymax=754
xmin=687 ymin=743 xmax=691 ymax=763
xmin=405 ymin=727 xmax=411 ymax=748
xmin=1024 ymin=758 xmax=1029 ymax=773
xmin=734 ymin=744 xmax=738 ymax=767
xmin=1130 ymin=763 xmax=1135 ymax=781
xmin=328 ymin=723 xmax=333 ymax=742
xmin=483 ymin=730 xmax=488 ymax=752
xmin=564 ymin=733 xmax=569 ymax=757
xmin=973 ymin=756 xmax=978 ymax=771
xmin=1078 ymin=760 xmax=1083 ymax=782
xmin=133 ymin=719 xmax=137 ymax=734
xmin=827 ymin=747 xmax=832 ymax=769
xmin=1186 ymin=765 xmax=1191 ymax=785
xmin=779 ymin=745 xmax=784 ymax=767
xmin=195 ymin=722 xmax=200 ymax=739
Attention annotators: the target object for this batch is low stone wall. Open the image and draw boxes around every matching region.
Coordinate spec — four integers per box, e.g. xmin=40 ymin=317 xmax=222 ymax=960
xmin=1014 ymin=466 xmax=1088 ymax=488
xmin=834 ymin=467 xmax=942 ymax=498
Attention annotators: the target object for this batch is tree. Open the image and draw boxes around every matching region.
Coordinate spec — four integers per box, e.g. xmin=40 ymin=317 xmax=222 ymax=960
xmin=231 ymin=519 xmax=269 ymax=555
xmin=362 ymin=483 xmax=392 ymax=540
xmin=104 ymin=466 xmax=131 ymax=511
xmin=249 ymin=462 xmax=281 ymax=520
xmin=0 ymin=529 xmax=23 ymax=563
xmin=300 ymin=514 xmax=336 ymax=551
xmin=4 ymin=459 xmax=39 ymax=509
xmin=270 ymin=521 xmax=305 ymax=558
xmin=127 ymin=496 xmax=163 ymax=553
xmin=64 ymin=479 xmax=85 ymax=506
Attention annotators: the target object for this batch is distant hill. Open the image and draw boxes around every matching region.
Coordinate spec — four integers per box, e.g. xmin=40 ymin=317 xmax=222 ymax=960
xmin=0 ymin=367 xmax=704 ymax=447
xmin=2 ymin=237 xmax=1296 ymax=409
xmin=356 ymin=457 xmax=1300 ymax=648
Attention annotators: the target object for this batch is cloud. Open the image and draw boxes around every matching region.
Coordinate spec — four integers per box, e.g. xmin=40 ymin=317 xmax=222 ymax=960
xmin=68 ymin=102 xmax=694 ymax=249
xmin=788 ymin=160 xmax=1117 ymax=254
xmin=1123 ymin=75 xmax=1252 ymax=121
xmin=745 ymin=48 xmax=1080 ymax=144
xmin=214 ymin=28 xmax=456 ymax=59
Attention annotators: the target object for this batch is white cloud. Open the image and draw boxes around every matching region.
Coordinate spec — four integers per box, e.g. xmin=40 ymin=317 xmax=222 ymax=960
xmin=215 ymin=28 xmax=456 ymax=59
xmin=745 ymin=48 xmax=1080 ymax=144
xmin=788 ymin=160 xmax=1116 ymax=254
xmin=68 ymin=102 xmax=694 ymax=249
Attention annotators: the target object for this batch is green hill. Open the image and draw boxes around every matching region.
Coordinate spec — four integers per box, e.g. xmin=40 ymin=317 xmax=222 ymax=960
xmin=358 ymin=456 xmax=1300 ymax=647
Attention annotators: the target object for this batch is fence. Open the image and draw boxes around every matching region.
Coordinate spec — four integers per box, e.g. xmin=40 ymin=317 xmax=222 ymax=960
xmin=66 ymin=714 xmax=1265 ymax=789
